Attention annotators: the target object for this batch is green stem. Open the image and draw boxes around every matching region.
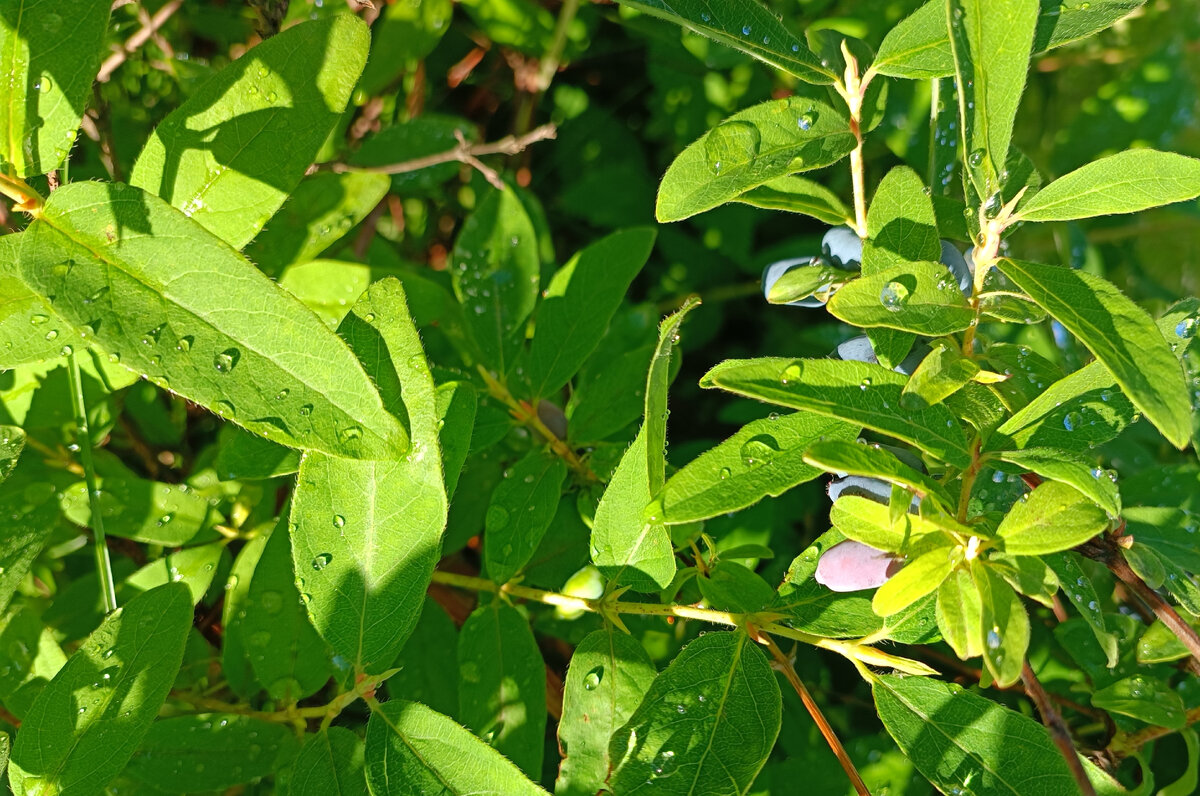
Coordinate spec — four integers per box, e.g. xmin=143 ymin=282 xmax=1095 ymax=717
xmin=67 ymin=352 xmax=118 ymax=613
xmin=537 ymin=0 xmax=581 ymax=91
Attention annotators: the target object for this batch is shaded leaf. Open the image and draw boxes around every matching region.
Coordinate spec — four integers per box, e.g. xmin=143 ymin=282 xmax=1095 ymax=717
xmin=483 ymin=450 xmax=568 ymax=584
xmin=734 ymin=176 xmax=852 ymax=225
xmin=289 ymin=727 xmax=366 ymax=796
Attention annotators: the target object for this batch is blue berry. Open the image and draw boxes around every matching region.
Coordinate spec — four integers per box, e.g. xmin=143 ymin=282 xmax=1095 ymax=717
xmin=821 ymin=227 xmax=863 ymax=269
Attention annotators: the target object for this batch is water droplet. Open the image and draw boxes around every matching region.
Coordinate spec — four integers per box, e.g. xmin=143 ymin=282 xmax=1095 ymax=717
xmin=781 ymin=361 xmax=803 ymax=384
xmin=797 ymin=111 xmax=816 ymax=131
xmin=487 ymin=506 xmax=510 ymax=530
xmin=216 ymin=400 xmax=235 ymax=417
xmin=859 ymin=377 xmax=872 ymax=390
xmin=85 ymin=286 xmax=109 ymax=304
xmin=583 ymin=669 xmax=601 ymax=690
xmin=742 ymin=24 xmax=751 ymax=35
xmin=968 ymin=149 xmax=985 ymax=168
xmin=739 ymin=437 xmax=778 ymax=468
xmin=30 ymin=314 xmax=48 ymax=325
xmin=1177 ymin=317 xmax=1198 ymax=339
xmin=718 ymin=467 xmax=731 ymax=479
xmin=213 ymin=348 xmax=240 ymax=373
xmin=60 ymin=344 xmax=72 ymax=356
xmin=880 ymin=280 xmax=911 ymax=311
xmin=176 ymin=335 xmax=193 ymax=352
xmin=311 ymin=552 xmax=333 ymax=571
xmin=339 ymin=425 xmax=362 ymax=442
xmin=275 ymin=388 xmax=290 ymax=400
xmin=41 ymin=13 xmax=62 ymax=32
xmin=703 ymin=120 xmax=761 ymax=176
xmin=333 ymin=514 xmax=346 ymax=528
xmin=44 ymin=329 xmax=58 ymax=341
xmin=1063 ymin=411 xmax=1080 ymax=432
xmin=987 ymin=627 xmax=1002 ymax=649
xmin=299 ymin=404 xmax=314 ymax=416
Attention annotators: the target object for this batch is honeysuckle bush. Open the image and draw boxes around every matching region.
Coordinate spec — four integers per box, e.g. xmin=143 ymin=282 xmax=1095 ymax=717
xmin=1 ymin=0 xmax=1199 ymax=794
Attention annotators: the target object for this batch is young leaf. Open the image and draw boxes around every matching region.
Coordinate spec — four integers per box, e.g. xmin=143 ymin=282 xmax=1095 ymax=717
xmin=701 ymin=358 xmax=971 ymax=467
xmin=125 ymin=715 xmax=298 ymax=792
xmin=1014 ymin=150 xmax=1200 ymax=222
xmin=874 ymin=674 xmax=1117 ymax=795
xmin=436 ymin=381 xmax=477 ymax=500
xmin=973 ymin=561 xmax=1029 ymax=686
xmin=590 ymin=429 xmax=676 ymax=593
xmin=556 ymin=628 xmax=657 ymax=796
xmin=457 ymin=601 xmax=547 ymax=778
xmin=645 ymin=297 xmax=699 ymax=494
xmin=528 ymin=227 xmax=656 ymax=398
xmin=611 ymin=0 xmax=833 ymax=85
xmin=656 ymin=97 xmax=854 ymax=221
xmin=947 ymin=0 xmax=1038 ymax=200
xmin=365 ymin=700 xmax=547 ymax=795
xmin=243 ymin=520 xmax=332 ymax=702
xmin=996 ymin=481 xmax=1109 ymax=555
xmin=0 ymin=0 xmax=111 ymax=177
xmin=900 ymin=343 xmax=980 ymax=410
xmin=826 ymin=261 xmax=975 ymax=336
xmin=289 ymin=727 xmax=366 ymax=796
xmin=244 ymin=171 xmax=391 ymax=276
xmin=18 ymin=181 xmax=408 ymax=460
xmin=130 ymin=15 xmax=370 ymax=248
xmin=996 ymin=448 xmax=1121 ymax=517
xmin=734 ymin=176 xmax=853 ymax=225
xmin=803 ymin=439 xmax=953 ymax=509
xmin=451 ymin=186 xmax=540 ymax=374
xmin=608 ymin=631 xmax=781 ymax=794
xmin=863 ymin=166 xmax=942 ymax=270
xmin=873 ymin=543 xmax=958 ymax=616
xmin=1093 ymin=675 xmax=1186 ymax=729
xmin=657 ymin=412 xmax=857 ymax=523
xmin=483 ymin=450 xmax=568 ymax=584
xmin=997 ymin=258 xmax=1192 ymax=448
xmin=291 ymin=279 xmax=446 ymax=673
xmin=8 ymin=583 xmax=192 ymax=795
xmin=831 ymin=495 xmax=965 ymax=553
xmin=766 ymin=262 xmax=852 ymax=304
xmin=937 ymin=568 xmax=984 ymax=659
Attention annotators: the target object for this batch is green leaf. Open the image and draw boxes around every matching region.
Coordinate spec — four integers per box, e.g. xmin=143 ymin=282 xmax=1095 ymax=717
xmin=734 ymin=176 xmax=853 ymax=225
xmin=457 ymin=601 xmax=546 ymax=778
xmin=996 ymin=448 xmax=1121 ymax=517
xmin=973 ymin=561 xmax=1029 ymax=686
xmin=701 ymin=357 xmax=971 ymax=467
xmin=0 ymin=479 xmax=60 ymax=614
xmin=608 ymin=631 xmax=781 ymax=794
xmin=0 ymin=235 xmax=61 ymax=368
xmin=59 ymin=476 xmax=221 ymax=546
xmin=130 ymin=15 xmax=370 ymax=248
xmin=484 ymin=450 xmax=568 ymax=584
xmin=291 ymin=279 xmax=446 ymax=672
xmin=451 ymin=186 xmax=540 ymax=374
xmin=243 ymin=520 xmax=332 ymax=702
xmin=365 ymin=700 xmax=547 ymax=795
xmin=766 ymin=262 xmax=852 ymax=304
xmin=591 ymin=429 xmax=676 ymax=593
xmin=997 ymin=258 xmax=1192 ymax=448
xmin=125 ymin=715 xmax=298 ymax=793
xmin=359 ymin=0 xmax=452 ymax=92
xmin=121 ymin=543 xmax=225 ymax=607
xmin=1014 ymin=150 xmax=1200 ymax=222
xmin=0 ymin=602 xmax=67 ymax=718
xmin=803 ymin=439 xmax=953 ymax=509
xmin=612 ymin=0 xmax=833 ymax=84
xmin=0 ymin=0 xmax=111 ymax=177
xmin=1158 ymin=299 xmax=1200 ymax=455
xmin=996 ymin=480 xmax=1109 ymax=554
xmin=698 ymin=561 xmax=777 ymax=613
xmin=873 ymin=0 xmax=1143 ymax=80
xmin=221 ymin=532 xmax=270 ymax=698
xmin=947 ymin=0 xmax=1038 ymax=200
xmin=656 ymin=97 xmax=854 ymax=222
xmin=289 ymin=727 xmax=366 ymax=796
xmin=244 ymin=170 xmax=391 ymax=276
xmin=348 ymin=115 xmax=475 ymax=195
xmin=556 ymin=628 xmax=657 ymax=796
xmin=385 ymin=597 xmax=459 ymax=718
xmin=1093 ymin=675 xmax=1186 ymax=729
xmin=0 ymin=425 xmax=23 ymax=484
xmin=529 ymin=227 xmax=656 ymax=398
xmin=873 ymin=543 xmax=958 ymax=616
xmin=436 ymin=382 xmax=477 ymax=500
xmin=1044 ymin=552 xmax=1118 ymax=667
xmin=657 ymin=412 xmax=857 ymax=524
xmin=214 ymin=424 xmax=301 ymax=481
xmin=874 ymin=673 xmax=1115 ymax=796
xmin=901 ymin=343 xmax=980 ymax=410
xmin=8 ymin=583 xmax=192 ymax=795
xmin=18 ymin=181 xmax=408 ymax=460
xmin=990 ymin=360 xmax=1134 ymax=451
xmin=646 ymin=297 xmax=699 ymax=494
xmin=864 ymin=166 xmax=942 ymax=271
xmin=826 ymin=261 xmax=975 ymax=336
xmin=937 ymin=568 xmax=985 ymax=659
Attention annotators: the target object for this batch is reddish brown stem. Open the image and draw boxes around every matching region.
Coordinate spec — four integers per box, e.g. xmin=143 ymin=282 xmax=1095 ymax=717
xmin=1022 ymin=661 xmax=1097 ymax=796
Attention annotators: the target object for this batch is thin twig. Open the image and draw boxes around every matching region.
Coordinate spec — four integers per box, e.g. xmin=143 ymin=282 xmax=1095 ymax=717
xmin=97 ymin=0 xmax=184 ymax=82
xmin=761 ymin=634 xmax=870 ymax=796
xmin=330 ymin=124 xmax=557 ymax=190
xmin=1022 ymin=661 xmax=1097 ymax=796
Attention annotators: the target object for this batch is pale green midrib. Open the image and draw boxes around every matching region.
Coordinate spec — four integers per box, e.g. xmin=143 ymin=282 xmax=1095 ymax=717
xmin=34 ymin=204 xmax=399 ymax=452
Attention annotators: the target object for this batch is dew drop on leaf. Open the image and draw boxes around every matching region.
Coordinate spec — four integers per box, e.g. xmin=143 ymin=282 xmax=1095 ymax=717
xmin=332 ymin=514 xmax=346 ymax=528
xmin=880 ymin=281 xmax=911 ymax=311
xmin=583 ymin=669 xmax=602 ymax=690
xmin=703 ymin=121 xmax=761 ymax=176
xmin=213 ymin=348 xmax=240 ymax=373
xmin=311 ymin=552 xmax=333 ymax=571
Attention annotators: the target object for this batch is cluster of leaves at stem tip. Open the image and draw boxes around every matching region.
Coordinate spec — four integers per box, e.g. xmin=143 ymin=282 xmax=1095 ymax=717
xmin=0 ymin=0 xmax=1198 ymax=795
